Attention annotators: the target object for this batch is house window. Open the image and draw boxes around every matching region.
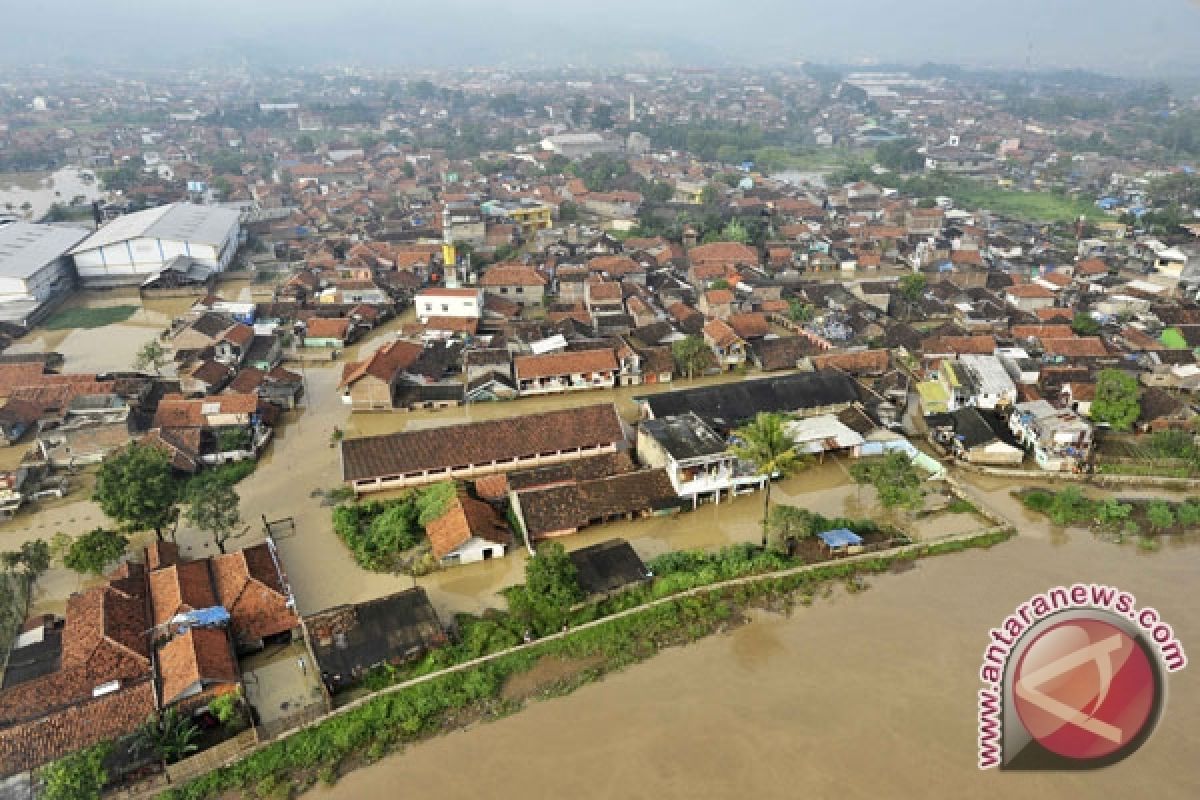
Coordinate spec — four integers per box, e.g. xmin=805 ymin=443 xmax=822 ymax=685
xmin=515 ymin=287 xmax=524 ymax=294
xmin=424 ymin=303 xmax=433 ymax=311
xmin=500 ymin=287 xmax=508 ymax=294
xmin=441 ymin=304 xmax=449 ymax=312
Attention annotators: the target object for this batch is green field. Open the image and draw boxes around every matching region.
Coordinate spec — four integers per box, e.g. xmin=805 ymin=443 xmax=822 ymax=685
xmin=950 ymin=185 xmax=1097 ymax=223
xmin=42 ymin=305 xmax=139 ymax=330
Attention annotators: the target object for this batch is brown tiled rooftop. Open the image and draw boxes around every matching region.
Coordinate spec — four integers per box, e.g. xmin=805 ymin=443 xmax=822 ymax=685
xmin=157 ymin=628 xmax=239 ymax=706
xmin=149 ymin=560 xmax=217 ymax=628
xmin=514 ymin=349 xmax=619 ymax=381
xmin=425 ymin=492 xmax=512 ymax=560
xmin=341 ymin=404 xmax=625 ymax=482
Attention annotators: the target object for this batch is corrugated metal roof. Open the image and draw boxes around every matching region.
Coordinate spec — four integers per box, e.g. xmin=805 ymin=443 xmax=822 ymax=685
xmin=69 ymin=203 xmax=239 ymax=254
xmin=0 ymin=222 xmax=89 ymax=279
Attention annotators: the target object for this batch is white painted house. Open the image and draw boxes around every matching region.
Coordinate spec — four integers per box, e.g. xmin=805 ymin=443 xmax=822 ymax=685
xmin=70 ymin=203 xmax=241 ymax=287
xmin=414 ymin=287 xmax=483 ymax=324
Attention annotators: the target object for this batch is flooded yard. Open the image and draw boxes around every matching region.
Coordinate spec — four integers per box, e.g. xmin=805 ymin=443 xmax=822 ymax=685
xmin=0 ymin=167 xmax=104 ymax=220
xmin=312 ymin=531 xmax=1200 ymax=800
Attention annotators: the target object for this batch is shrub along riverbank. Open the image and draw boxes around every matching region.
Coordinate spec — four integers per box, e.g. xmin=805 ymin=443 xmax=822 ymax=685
xmin=153 ymin=527 xmax=1014 ymax=800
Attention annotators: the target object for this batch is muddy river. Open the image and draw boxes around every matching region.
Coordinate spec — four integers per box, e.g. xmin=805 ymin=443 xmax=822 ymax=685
xmin=313 ymin=529 xmax=1200 ymax=800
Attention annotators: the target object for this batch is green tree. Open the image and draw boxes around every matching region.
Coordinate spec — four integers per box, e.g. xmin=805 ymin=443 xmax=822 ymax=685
xmin=766 ymin=505 xmax=817 ymax=554
xmin=132 ymin=339 xmax=169 ymax=375
xmin=132 ymin=709 xmax=200 ymax=767
xmin=897 ymin=272 xmax=926 ymax=319
xmin=184 ymin=473 xmax=244 ymax=554
xmin=1175 ymin=500 xmax=1200 ymax=527
xmin=39 ymin=742 xmax=110 ymax=800
xmin=1046 ymin=487 xmax=1096 ymax=526
xmin=1071 ymin=312 xmax=1100 ymax=336
xmin=508 ymin=542 xmax=583 ymax=635
xmin=1091 ymin=369 xmax=1141 ymax=431
xmin=672 ymin=335 xmax=715 ymax=379
xmin=2 ymin=539 xmax=50 ymax=581
xmin=786 ymin=298 xmax=815 ymax=323
xmin=733 ymin=412 xmax=804 ymax=547
xmin=63 ymin=528 xmax=128 ymax=576
xmin=94 ymin=443 xmax=180 ymax=541
xmin=849 ymin=451 xmax=924 ymax=511
xmin=415 ymin=481 xmax=456 ymax=527
xmin=1146 ymin=500 xmax=1175 ymax=532
xmin=295 ymin=134 xmax=316 ymax=153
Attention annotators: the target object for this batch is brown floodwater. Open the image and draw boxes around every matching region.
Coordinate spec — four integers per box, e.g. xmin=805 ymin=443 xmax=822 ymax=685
xmin=312 ymin=531 xmax=1200 ymax=800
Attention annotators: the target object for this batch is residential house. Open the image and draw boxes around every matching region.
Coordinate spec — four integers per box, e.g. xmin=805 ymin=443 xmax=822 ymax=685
xmin=703 ymin=319 xmax=747 ymax=371
xmin=1009 ymin=399 xmax=1093 ymax=471
xmin=637 ymin=412 xmax=765 ymax=506
xmin=424 ymin=491 xmax=512 ymax=565
xmin=513 ymin=349 xmax=619 ymax=396
xmin=339 ymin=340 xmax=423 ymax=410
xmin=480 ymin=265 xmax=547 ymax=307
xmin=302 ymin=317 xmax=351 ymax=348
xmin=927 ymin=407 xmax=1024 ymax=466
xmin=1004 ymin=283 xmax=1056 ymax=312
xmin=414 ymin=287 xmax=483 ymax=325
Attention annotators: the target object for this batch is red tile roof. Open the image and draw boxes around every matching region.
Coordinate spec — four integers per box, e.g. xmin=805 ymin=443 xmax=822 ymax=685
xmin=1041 ymin=337 xmax=1110 ymax=358
xmin=157 ymin=628 xmax=239 ymax=706
xmin=149 ymin=561 xmax=218 ymax=628
xmin=211 ymin=543 xmax=299 ymax=649
xmin=425 ymin=492 xmax=512 ymax=560
xmin=304 ymin=317 xmax=351 ymax=339
xmin=480 ymin=265 xmax=547 ymax=287
xmin=514 ymin=349 xmax=619 ymax=381
xmin=726 ymin=312 xmax=771 ymax=339
xmin=340 ymin=340 xmax=423 ymax=388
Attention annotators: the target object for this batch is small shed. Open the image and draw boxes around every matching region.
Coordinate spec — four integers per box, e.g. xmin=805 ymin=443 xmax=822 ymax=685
xmin=818 ymin=528 xmax=864 ymax=556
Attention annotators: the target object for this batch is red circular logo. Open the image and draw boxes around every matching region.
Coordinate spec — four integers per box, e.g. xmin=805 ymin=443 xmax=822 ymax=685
xmin=1013 ymin=618 xmax=1156 ymax=760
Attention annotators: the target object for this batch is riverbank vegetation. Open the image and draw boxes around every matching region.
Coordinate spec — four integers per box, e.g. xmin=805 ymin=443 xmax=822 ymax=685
xmin=150 ymin=527 xmax=1012 ymax=800
xmin=1019 ymin=487 xmax=1200 ymax=539
xmin=331 ymin=482 xmax=455 ymax=572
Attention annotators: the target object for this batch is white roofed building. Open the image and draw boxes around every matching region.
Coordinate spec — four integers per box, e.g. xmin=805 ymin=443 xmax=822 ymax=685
xmin=69 ymin=203 xmax=241 ymax=288
xmin=0 ymin=222 xmax=89 ymax=325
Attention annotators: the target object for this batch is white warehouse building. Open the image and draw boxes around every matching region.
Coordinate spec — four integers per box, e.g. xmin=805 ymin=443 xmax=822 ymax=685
xmin=69 ymin=203 xmax=241 ymax=288
xmin=0 ymin=222 xmax=89 ymax=325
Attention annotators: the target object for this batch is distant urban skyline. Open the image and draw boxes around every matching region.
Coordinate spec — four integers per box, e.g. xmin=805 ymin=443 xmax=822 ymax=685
xmin=3 ymin=0 xmax=1200 ymax=77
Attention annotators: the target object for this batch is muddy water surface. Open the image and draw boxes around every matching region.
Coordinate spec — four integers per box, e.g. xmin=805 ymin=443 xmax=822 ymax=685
xmin=313 ymin=532 xmax=1200 ymax=800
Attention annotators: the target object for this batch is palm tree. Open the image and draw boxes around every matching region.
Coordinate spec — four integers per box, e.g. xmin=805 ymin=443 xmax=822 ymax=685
xmin=131 ymin=709 xmax=200 ymax=767
xmin=732 ymin=412 xmax=803 ymax=548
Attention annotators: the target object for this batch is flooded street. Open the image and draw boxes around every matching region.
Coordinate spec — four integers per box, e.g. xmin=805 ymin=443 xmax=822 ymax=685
xmin=312 ymin=531 xmax=1200 ymax=800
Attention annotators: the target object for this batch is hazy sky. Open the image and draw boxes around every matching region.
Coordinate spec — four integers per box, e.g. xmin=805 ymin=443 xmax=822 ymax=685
xmin=4 ymin=1 xmax=1200 ymax=75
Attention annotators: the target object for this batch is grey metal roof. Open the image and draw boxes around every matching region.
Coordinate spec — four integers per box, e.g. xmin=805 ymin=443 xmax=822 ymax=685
xmin=0 ymin=222 xmax=89 ymax=279
xmin=69 ymin=203 xmax=239 ymax=254
xmin=640 ymin=412 xmax=728 ymax=461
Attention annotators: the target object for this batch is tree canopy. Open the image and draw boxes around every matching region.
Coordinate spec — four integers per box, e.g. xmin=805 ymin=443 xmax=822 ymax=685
xmin=672 ymin=335 xmax=715 ymax=379
xmin=94 ymin=443 xmax=180 ymax=540
xmin=39 ymin=742 xmax=110 ymax=800
xmin=508 ymin=542 xmax=583 ymax=636
xmin=63 ymin=528 xmax=129 ymax=576
xmin=1090 ymin=369 xmax=1141 ymax=431
xmin=849 ymin=451 xmax=924 ymax=510
xmin=184 ymin=472 xmax=244 ymax=554
xmin=733 ymin=412 xmax=804 ymax=546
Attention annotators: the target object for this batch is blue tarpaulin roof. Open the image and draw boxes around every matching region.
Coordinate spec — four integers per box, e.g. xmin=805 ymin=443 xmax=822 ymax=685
xmin=175 ymin=606 xmax=231 ymax=628
xmin=818 ymin=528 xmax=863 ymax=548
